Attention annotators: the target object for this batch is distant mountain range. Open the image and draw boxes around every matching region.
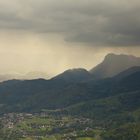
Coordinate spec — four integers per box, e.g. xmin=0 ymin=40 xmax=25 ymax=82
xmin=0 ymin=53 xmax=140 ymax=82
xmin=90 ymin=53 xmax=140 ymax=79
xmin=0 ymin=71 xmax=48 ymax=82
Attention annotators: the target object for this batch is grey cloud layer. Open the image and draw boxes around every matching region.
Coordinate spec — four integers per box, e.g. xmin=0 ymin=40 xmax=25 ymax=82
xmin=0 ymin=0 xmax=140 ymax=46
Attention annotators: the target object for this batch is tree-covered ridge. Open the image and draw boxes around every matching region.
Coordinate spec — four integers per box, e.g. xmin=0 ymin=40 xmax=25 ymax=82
xmin=102 ymin=123 xmax=140 ymax=140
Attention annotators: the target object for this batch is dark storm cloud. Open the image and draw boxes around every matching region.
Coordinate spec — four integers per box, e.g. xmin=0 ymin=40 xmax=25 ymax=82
xmin=0 ymin=0 xmax=140 ymax=46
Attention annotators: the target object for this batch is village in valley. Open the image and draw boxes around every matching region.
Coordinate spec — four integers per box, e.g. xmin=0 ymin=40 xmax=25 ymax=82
xmin=0 ymin=112 xmax=102 ymax=140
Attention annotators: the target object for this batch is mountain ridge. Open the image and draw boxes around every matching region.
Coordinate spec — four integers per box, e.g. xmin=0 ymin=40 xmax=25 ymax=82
xmin=90 ymin=53 xmax=140 ymax=79
xmin=51 ymin=68 xmax=92 ymax=83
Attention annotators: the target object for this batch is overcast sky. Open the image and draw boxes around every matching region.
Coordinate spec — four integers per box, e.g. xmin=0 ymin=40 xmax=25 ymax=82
xmin=0 ymin=0 xmax=140 ymax=77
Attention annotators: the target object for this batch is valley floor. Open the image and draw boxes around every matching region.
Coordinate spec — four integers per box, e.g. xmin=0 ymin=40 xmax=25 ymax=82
xmin=0 ymin=113 xmax=102 ymax=140
xmin=0 ymin=112 xmax=139 ymax=140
